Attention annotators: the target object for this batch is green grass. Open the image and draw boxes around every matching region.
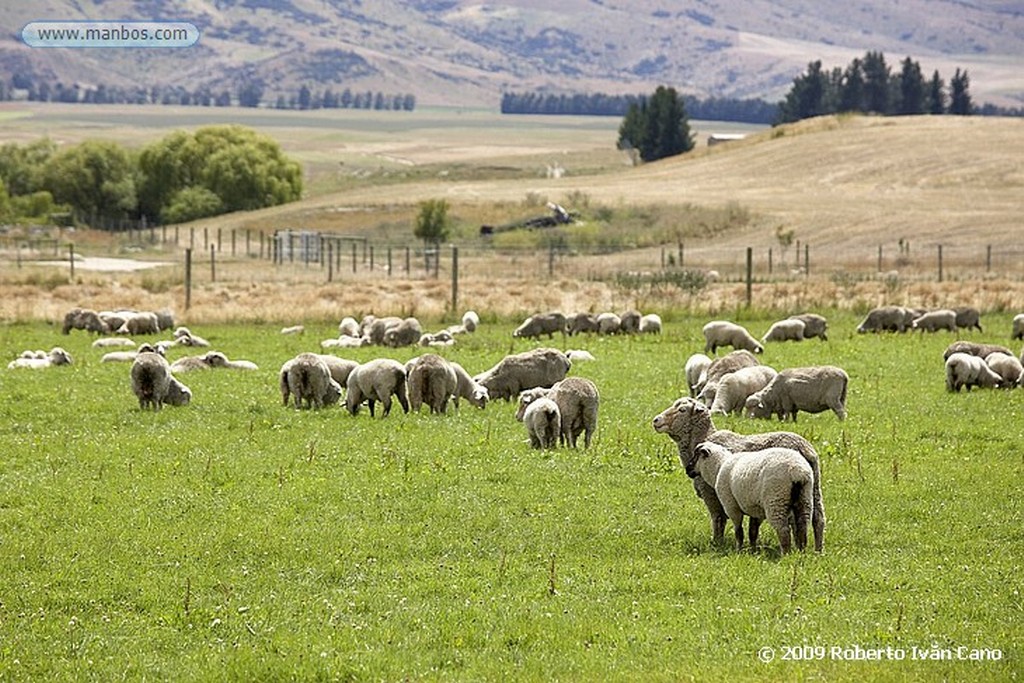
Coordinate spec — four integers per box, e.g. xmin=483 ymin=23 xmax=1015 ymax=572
xmin=0 ymin=313 xmax=1021 ymax=681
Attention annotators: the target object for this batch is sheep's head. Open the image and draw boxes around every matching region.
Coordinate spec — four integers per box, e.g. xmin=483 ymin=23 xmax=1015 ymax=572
xmin=515 ymin=387 xmax=548 ymax=421
xmin=469 ymin=384 xmax=489 ymax=409
xmin=652 ymin=397 xmax=714 ymax=462
xmin=686 ymin=442 xmax=714 ymax=478
xmin=48 ymin=347 xmax=73 ymax=365
xmin=745 ymin=393 xmax=771 ymax=419
xmin=204 ymin=351 xmax=230 ymax=368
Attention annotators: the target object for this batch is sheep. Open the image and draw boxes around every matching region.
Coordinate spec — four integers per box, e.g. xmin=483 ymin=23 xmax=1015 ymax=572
xmin=7 ymin=347 xmax=73 ymax=369
xmin=461 ymin=310 xmax=480 ymax=333
xmin=687 ymin=442 xmax=813 ymax=554
xmin=346 ymin=358 xmax=409 ymax=417
xmin=985 ymin=352 xmax=1022 ymax=387
xmin=116 ymin=311 xmax=160 ymax=336
xmin=338 ymin=316 xmax=361 ymax=338
xmin=856 ymin=305 xmax=915 ymax=333
xmin=450 ymin=361 xmax=489 ymax=409
xmin=953 ymin=307 xmax=983 ymax=333
xmin=945 ymin=352 xmax=1004 ymax=392
xmin=405 ymin=354 xmax=458 ymax=414
xmin=315 ymin=354 xmax=358 ymax=389
xmin=280 ymin=325 xmax=305 ymax=335
xmin=98 ymin=310 xmax=134 ymax=332
xmin=513 ymin=312 xmax=566 ymax=340
xmin=566 ymin=313 xmax=599 ymax=336
xmin=639 ymin=313 xmax=662 ymax=334
xmin=92 ymin=337 xmax=136 ymax=348
xmin=911 ymin=309 xmax=957 ymax=333
xmin=566 ymin=349 xmax=596 ymax=363
xmin=695 ymin=349 xmax=760 ymax=406
xmin=943 ymin=341 xmax=1012 ymax=361
xmin=173 ymin=327 xmax=211 ymax=348
xmin=619 ymin=309 xmax=642 ymax=334
xmin=518 ymin=397 xmax=561 ymax=449
xmin=702 ymin=321 xmax=763 ymax=355
xmin=515 ymin=377 xmax=599 ymax=449
xmin=651 ymin=396 xmax=825 ymax=552
xmin=1012 ymin=314 xmax=1024 ymax=341
xmin=364 ymin=316 xmax=403 ymax=345
xmin=130 ymin=351 xmax=174 ymax=411
xmin=709 ymin=365 xmax=778 ymax=416
xmin=761 ymin=318 xmax=805 ymax=343
xmin=322 ymin=335 xmax=370 ymax=349
xmin=745 ymin=366 xmax=849 ymax=422
xmin=596 ymin=312 xmax=621 ymax=335
xmin=171 ymin=351 xmax=254 ymax=373
xmin=789 ymin=313 xmax=828 ymax=341
xmin=684 ymin=353 xmax=713 ymax=397
xmin=164 ymin=376 xmax=193 ymax=407
xmin=473 ymin=348 xmax=571 ymax=402
xmin=382 ymin=317 xmax=423 ymax=348
xmin=154 ymin=309 xmax=175 ymax=332
xmin=419 ymin=331 xmax=455 ymax=347
xmin=62 ymin=307 xmax=109 ymax=335
xmin=280 ymin=353 xmax=342 ymax=409
xmin=100 ymin=342 xmax=166 ymax=364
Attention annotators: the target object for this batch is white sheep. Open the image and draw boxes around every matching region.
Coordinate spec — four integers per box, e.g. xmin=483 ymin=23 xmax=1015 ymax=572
xmin=513 ymin=312 xmax=566 ymax=340
xmin=280 ymin=325 xmax=305 ymax=335
xmin=462 ymin=310 xmax=480 ymax=333
xmin=515 ymin=377 xmax=599 ymax=449
xmin=338 ymin=316 xmax=361 ymax=338
xmin=130 ymin=351 xmax=176 ymax=411
xmin=173 ymin=327 xmax=211 ymax=348
xmin=687 ymin=442 xmax=813 ymax=554
xmin=405 ymin=353 xmax=458 ymax=414
xmin=116 ymin=311 xmax=160 ymax=336
xmin=789 ymin=313 xmax=828 ymax=341
xmin=761 ymin=318 xmax=805 ymax=343
xmin=710 ymin=365 xmax=778 ymax=416
xmin=346 ymin=358 xmax=409 ymax=417
xmin=280 ymin=353 xmax=342 ymax=409
xmin=519 ymin=397 xmax=561 ymax=449
xmin=985 ymin=352 xmax=1023 ymax=387
xmin=596 ymin=312 xmax=621 ymax=335
xmin=566 ymin=349 xmax=596 ymax=363
xmin=382 ymin=317 xmax=424 ymax=348
xmin=8 ymin=347 xmax=73 ymax=369
xmin=911 ymin=309 xmax=957 ymax=333
xmin=695 ymin=350 xmax=761 ymax=406
xmin=315 ymin=354 xmax=358 ymax=390
xmin=450 ymin=362 xmax=489 ymax=409
xmin=619 ymin=310 xmax=642 ymax=334
xmin=322 ymin=335 xmax=370 ymax=349
xmin=639 ymin=313 xmax=662 ymax=334
xmin=1012 ymin=314 xmax=1024 ymax=341
xmin=702 ymin=320 xmax=763 ymax=355
xmin=684 ymin=353 xmax=713 ymax=397
xmin=63 ymin=308 xmax=110 ymax=335
xmin=473 ymin=348 xmax=571 ymax=402
xmin=746 ymin=366 xmax=849 ymax=422
xmin=945 ymin=352 xmax=1003 ymax=392
xmin=92 ymin=337 xmax=136 ymax=348
xmin=164 ymin=376 xmax=193 ymax=407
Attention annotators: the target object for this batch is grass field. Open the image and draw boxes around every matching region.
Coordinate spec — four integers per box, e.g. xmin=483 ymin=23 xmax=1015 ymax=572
xmin=0 ymin=313 xmax=1020 ymax=680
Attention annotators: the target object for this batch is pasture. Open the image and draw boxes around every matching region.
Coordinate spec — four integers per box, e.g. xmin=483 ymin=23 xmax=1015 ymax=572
xmin=0 ymin=313 xmax=1020 ymax=680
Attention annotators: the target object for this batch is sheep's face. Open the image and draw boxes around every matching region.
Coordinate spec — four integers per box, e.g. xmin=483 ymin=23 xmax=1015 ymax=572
xmin=49 ymin=348 xmax=73 ymax=365
xmin=686 ymin=442 xmax=714 ymax=478
xmin=470 ymin=386 xmax=489 ymax=409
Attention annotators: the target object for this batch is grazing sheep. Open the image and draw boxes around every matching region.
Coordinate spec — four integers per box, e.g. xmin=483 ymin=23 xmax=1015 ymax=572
xmin=281 ymin=325 xmax=305 ymax=335
xmin=619 ymin=309 xmax=642 ymax=334
xmin=519 ymin=397 xmax=561 ymax=449
xmin=473 ymin=348 xmax=571 ymax=402
xmin=130 ymin=351 xmax=174 ymax=411
xmin=596 ymin=312 xmax=622 ymax=335
xmin=117 ymin=312 xmax=160 ymax=336
xmin=513 ymin=312 xmax=567 ymax=340
xmin=687 ymin=443 xmax=813 ymax=554
xmin=98 ymin=310 xmax=133 ymax=332
xmin=709 ymin=366 xmax=778 ymax=416
xmin=942 ymin=341 xmax=1012 ymax=361
xmin=62 ymin=308 xmax=109 ymax=335
xmin=1011 ymin=314 xmax=1024 ymax=341
xmin=684 ymin=353 xmax=713 ymax=397
xmin=406 ymin=354 xmax=458 ymax=414
xmin=322 ymin=335 xmax=370 ymax=349
xmin=761 ymin=318 xmax=806 ymax=343
xmin=280 ymin=353 xmax=342 ymax=409
xmin=702 ymin=320 xmax=763 ymax=355
xmin=338 ymin=317 xmax=361 ymax=338
xmin=516 ymin=377 xmax=599 ymax=449
xmin=911 ymin=309 xmax=957 ymax=333
xmin=382 ymin=317 xmax=424 ymax=348
xmin=856 ymin=305 xmax=915 ymax=333
xmin=566 ymin=349 xmax=596 ymax=363
xmin=745 ymin=366 xmax=849 ymax=422
xmin=315 ymin=354 xmax=358 ymax=389
xmin=945 ymin=352 xmax=1004 ymax=392
xmin=92 ymin=337 xmax=136 ymax=348
xmin=954 ymin=307 xmax=983 ymax=333
xmin=985 ymin=352 xmax=1022 ymax=387
xmin=164 ymin=376 xmax=192 ymax=407
xmin=651 ymin=397 xmax=825 ymax=552
xmin=450 ymin=362 xmax=489 ymax=409
xmin=695 ymin=349 xmax=760 ymax=406
xmin=789 ymin=313 xmax=828 ymax=341
xmin=8 ymin=347 xmax=73 ymax=369
xmin=154 ymin=309 xmax=175 ymax=332
xmin=461 ymin=310 xmax=480 ymax=333
xmin=639 ymin=313 xmax=662 ymax=334
xmin=346 ymin=358 xmax=409 ymax=417
xmin=566 ymin=313 xmax=599 ymax=336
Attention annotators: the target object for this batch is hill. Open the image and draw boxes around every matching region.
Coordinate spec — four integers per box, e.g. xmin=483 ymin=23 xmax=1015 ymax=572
xmin=1 ymin=0 xmax=1022 ymax=108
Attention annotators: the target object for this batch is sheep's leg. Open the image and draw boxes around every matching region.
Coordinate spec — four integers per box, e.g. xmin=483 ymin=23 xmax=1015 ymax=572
xmin=381 ymin=395 xmax=392 ymax=416
xmin=748 ymin=517 xmax=762 ymax=551
xmin=693 ymin=478 xmax=727 ymax=545
xmin=770 ymin=517 xmax=792 ymax=554
xmin=368 ymin=399 xmax=376 ymax=417
xmin=794 ymin=510 xmax=809 ymax=551
xmin=733 ymin=516 xmax=745 ymax=551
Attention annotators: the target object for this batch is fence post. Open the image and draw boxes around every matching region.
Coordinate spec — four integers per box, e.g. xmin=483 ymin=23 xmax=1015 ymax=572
xmin=352 ymin=243 xmax=357 ymax=273
xmin=804 ymin=244 xmax=809 ymax=276
xmin=548 ymin=244 xmax=555 ymax=277
xmin=878 ymin=244 xmax=883 ymax=273
xmin=370 ymin=246 xmax=375 ymax=273
xmin=210 ymin=244 xmax=216 ymax=282
xmin=203 ymin=227 xmax=209 ymax=250
xmin=986 ymin=244 xmax=992 ymax=272
xmin=768 ymin=247 xmax=773 ymax=275
xmin=69 ymin=244 xmax=75 ymax=280
xmin=387 ymin=247 xmax=393 ymax=277
xmin=745 ymin=247 xmax=753 ymax=308
xmin=678 ymin=241 xmax=683 ymax=268
xmin=451 ymin=246 xmax=459 ymax=313
xmin=184 ymin=248 xmax=192 ymax=310
xmin=190 ymin=227 xmax=195 ymax=249
xmin=174 ymin=226 xmax=179 ymax=246
xmin=937 ymin=244 xmax=943 ymax=282
xmin=231 ymin=229 xmax=236 ymax=257
xmin=327 ymin=242 xmax=334 ymax=282
xmin=661 ymin=247 xmax=665 ymax=269
xmin=795 ymin=240 xmax=801 ymax=268
xmin=405 ymin=247 xmax=410 ymax=275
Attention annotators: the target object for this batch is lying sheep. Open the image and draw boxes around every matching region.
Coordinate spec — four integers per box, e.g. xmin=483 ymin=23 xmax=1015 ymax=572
xmin=566 ymin=313 xmax=599 ymax=336
xmin=405 ymin=354 xmax=458 ymax=414
xmin=513 ymin=312 xmax=566 ymax=340
xmin=688 ymin=443 xmax=813 ymax=554
xmin=651 ymin=397 xmax=825 ymax=552
xmin=943 ymin=341 xmax=1012 ymax=361
xmin=280 ymin=353 xmax=342 ymax=409
xmin=518 ymin=397 xmax=561 ymax=449
xmin=93 ymin=337 xmax=136 ymax=348
xmin=639 ymin=313 xmax=662 ymax=334
xmin=474 ymin=348 xmax=571 ymax=402
xmin=450 ymin=362 xmax=489 ymax=409
xmin=419 ymin=331 xmax=455 ymax=347
xmin=619 ymin=310 xmax=642 ymax=334
xmin=695 ymin=350 xmax=760 ymax=406
xmin=954 ymin=307 xmax=983 ymax=333
xmin=170 ymin=353 xmax=218 ymax=373
xmin=911 ymin=309 xmax=957 ymax=333
xmin=173 ymin=327 xmax=211 ymax=348
xmin=566 ymin=349 xmax=596 ymax=363
xmin=761 ymin=318 xmax=805 ymax=343
xmin=382 ymin=317 xmax=423 ymax=348
xmin=462 ymin=310 xmax=480 ymax=333
xmin=322 ymin=335 xmax=370 ymax=349
xmin=945 ymin=352 xmax=1004 ymax=392
xmin=346 ymin=358 xmax=409 ymax=417
xmin=1012 ymin=314 xmax=1024 ymax=341
xmin=204 ymin=352 xmax=259 ymax=370
xmin=684 ymin=353 xmax=713 ymax=397
xmin=364 ymin=316 xmax=403 ymax=345
xmin=7 ymin=347 xmax=73 ymax=369
xmin=702 ymin=321 xmax=763 ymax=355
xmin=710 ymin=365 xmax=778 ymax=416
xmin=985 ymin=352 xmax=1022 ymax=387
xmin=856 ymin=305 xmax=915 ymax=333
xmin=789 ymin=313 xmax=828 ymax=341
xmin=338 ymin=316 xmax=361 ymax=338
xmin=280 ymin=325 xmax=305 ymax=335
xmin=745 ymin=366 xmax=849 ymax=422
xmin=516 ymin=377 xmax=599 ymax=449
xmin=596 ymin=312 xmax=621 ymax=335
xmin=62 ymin=308 xmax=109 ymax=335
xmin=131 ymin=351 xmax=174 ymax=410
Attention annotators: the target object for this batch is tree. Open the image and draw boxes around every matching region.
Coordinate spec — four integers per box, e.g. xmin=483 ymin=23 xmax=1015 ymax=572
xmin=43 ymin=140 xmax=138 ymax=224
xmin=616 ymin=86 xmax=693 ymax=163
xmin=949 ymin=68 xmax=973 ymax=115
xmin=237 ymin=80 xmax=264 ymax=108
xmin=862 ymin=51 xmax=891 ymax=114
xmin=838 ymin=59 xmax=865 ymax=113
xmin=414 ymin=199 xmax=451 ymax=246
xmin=897 ymin=57 xmax=925 ymax=115
xmin=777 ymin=60 xmax=828 ymax=123
xmin=927 ymin=70 xmax=946 ymax=114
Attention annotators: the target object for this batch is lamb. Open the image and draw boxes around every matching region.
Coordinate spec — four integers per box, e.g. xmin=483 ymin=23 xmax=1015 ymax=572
xmin=789 ymin=313 xmax=828 ymax=341
xmin=911 ymin=309 xmax=957 ymax=333
xmin=684 ymin=353 xmax=713 ymax=397
xmin=405 ymin=354 xmax=458 ymax=414
xmin=619 ymin=309 xmax=642 ymax=334
xmin=945 ymin=352 xmax=1004 ymax=392
xmin=450 ymin=362 xmax=489 ymax=409
xmin=346 ymin=358 xmax=410 ymax=417
xmin=279 ymin=353 xmax=342 ymax=409
xmin=695 ymin=349 xmax=760 ymax=405
xmin=62 ymin=308 xmax=109 ymax=335
xmin=651 ymin=397 xmax=825 ymax=552
xmin=515 ymin=377 xmax=599 ymax=449
xmin=942 ymin=341 xmax=1012 ymax=361
xmin=116 ymin=311 xmax=160 ymax=336
xmin=596 ymin=312 xmax=621 ymax=335
xmin=702 ymin=320 xmax=763 ymax=355
xmin=518 ymin=397 xmax=561 ymax=449
xmin=709 ymin=365 xmax=778 ymax=416
xmin=473 ymin=348 xmax=571 ymax=402
xmin=761 ymin=318 xmax=805 ymax=343
xmin=130 ymin=351 xmax=174 ymax=410
xmin=985 ymin=352 xmax=1023 ymax=387
xmin=566 ymin=313 xmax=599 ymax=336
xmin=1012 ymin=314 xmax=1024 ymax=341
xmin=338 ymin=316 xmax=361 ymax=338
xmin=687 ymin=442 xmax=813 ymax=554
xmin=92 ymin=337 xmax=136 ymax=348
xmin=639 ymin=313 xmax=662 ymax=334
xmin=745 ymin=366 xmax=849 ymax=422
xmin=7 ymin=347 xmax=73 ymax=369
xmin=382 ymin=317 xmax=423 ymax=348
xmin=954 ymin=307 xmax=983 ymax=333
xmin=513 ymin=312 xmax=566 ymax=340
xmin=856 ymin=305 xmax=915 ymax=333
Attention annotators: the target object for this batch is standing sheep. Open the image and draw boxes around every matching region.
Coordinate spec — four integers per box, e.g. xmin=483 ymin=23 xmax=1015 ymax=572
xmin=954 ymin=307 xmax=983 ymax=333
xmin=945 ymin=352 xmax=1004 ymax=392
xmin=280 ymin=353 xmax=342 ymax=409
xmin=62 ymin=308 xmax=109 ymax=335
xmin=130 ymin=351 xmax=174 ymax=411
xmin=985 ymin=353 xmax=1022 ymax=387
xmin=702 ymin=321 xmax=763 ymax=355
xmin=473 ymin=348 xmax=571 ymax=402
xmin=117 ymin=312 xmax=160 ymax=336
xmin=382 ymin=317 xmax=424 ymax=348
xmin=684 ymin=353 xmax=712 ymax=397
xmin=619 ymin=310 xmax=642 ymax=334
xmin=761 ymin=318 xmax=806 ymax=343
xmin=709 ymin=365 xmax=778 ymax=416
xmin=316 ymin=354 xmax=359 ymax=390
xmin=695 ymin=349 xmax=761 ymax=406
xmin=856 ymin=305 xmax=915 ymax=333
xmin=596 ymin=312 xmax=622 ymax=335
xmin=513 ymin=312 xmax=566 ymax=340
xmin=450 ymin=362 xmax=489 ymax=409
xmin=518 ymin=397 xmax=561 ymax=450
xmin=789 ymin=313 xmax=828 ymax=341
xmin=651 ymin=397 xmax=826 ymax=552
xmin=745 ymin=366 xmax=849 ymax=422
xmin=566 ymin=313 xmax=599 ymax=336
xmin=346 ymin=358 xmax=409 ymax=417
xmin=338 ymin=316 xmax=361 ymax=338
xmin=943 ymin=341 xmax=1012 ymax=361
xmin=911 ymin=309 xmax=957 ymax=333
xmin=516 ymin=377 xmax=599 ymax=449
xmin=639 ymin=313 xmax=662 ymax=334
xmin=687 ymin=443 xmax=813 ymax=554
xmin=406 ymin=354 xmax=458 ymax=414
xmin=1011 ymin=314 xmax=1024 ymax=341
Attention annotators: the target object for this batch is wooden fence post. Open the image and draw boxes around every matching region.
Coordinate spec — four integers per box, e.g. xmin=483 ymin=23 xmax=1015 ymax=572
xmin=405 ymin=247 xmax=410 ymax=275
xmin=210 ymin=244 xmax=216 ymax=282
xmin=69 ymin=244 xmax=75 ymax=280
xmin=937 ymin=244 xmax=943 ymax=282
xmin=878 ymin=244 xmax=883 ymax=273
xmin=184 ymin=248 xmax=192 ymax=310
xmin=387 ymin=247 xmax=393 ymax=277
xmin=745 ymin=247 xmax=753 ymax=308
xmin=804 ymin=244 xmax=809 ymax=276
xmin=352 ymin=243 xmax=357 ymax=273
xmin=451 ymin=246 xmax=459 ymax=313
xmin=986 ymin=244 xmax=992 ymax=272
xmin=327 ymin=242 xmax=334 ymax=282
xmin=768 ymin=247 xmax=773 ymax=275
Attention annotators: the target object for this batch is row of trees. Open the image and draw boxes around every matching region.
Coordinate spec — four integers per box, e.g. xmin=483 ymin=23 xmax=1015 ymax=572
xmin=0 ymin=126 xmax=303 ymax=227
xmin=616 ymin=86 xmax=695 ymax=163
xmin=777 ymin=51 xmax=973 ymax=123
xmin=501 ymin=91 xmax=776 ymax=124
